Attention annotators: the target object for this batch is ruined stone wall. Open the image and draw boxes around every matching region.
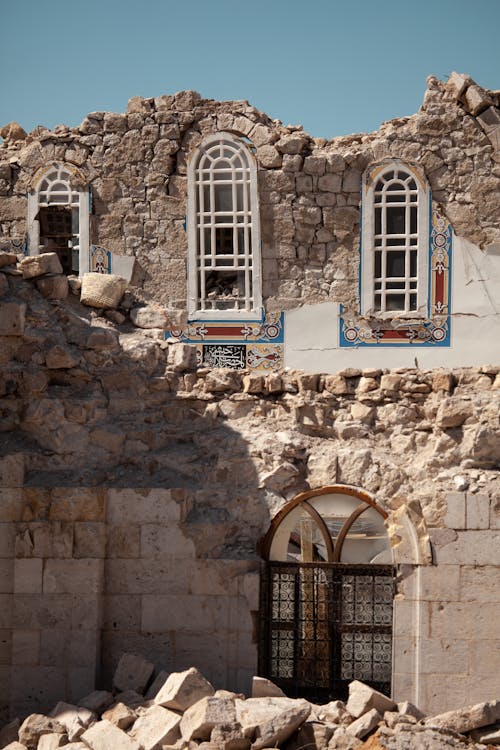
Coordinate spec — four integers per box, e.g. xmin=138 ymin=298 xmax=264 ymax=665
xmin=0 ymin=267 xmax=499 ymax=720
xmin=1 ymin=73 xmax=499 ymax=315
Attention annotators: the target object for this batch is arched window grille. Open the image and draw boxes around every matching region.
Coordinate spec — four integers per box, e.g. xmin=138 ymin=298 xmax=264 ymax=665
xmin=187 ymin=133 xmax=262 ymax=319
xmin=361 ymin=161 xmax=429 ymax=316
xmin=27 ymin=163 xmax=89 ymax=276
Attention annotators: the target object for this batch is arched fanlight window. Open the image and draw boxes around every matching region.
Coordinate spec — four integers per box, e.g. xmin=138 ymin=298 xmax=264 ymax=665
xmin=361 ymin=161 xmax=429 ymax=316
xmin=27 ymin=163 xmax=90 ymax=277
xmin=259 ymin=486 xmax=394 ymax=702
xmin=187 ymin=133 xmax=262 ymax=319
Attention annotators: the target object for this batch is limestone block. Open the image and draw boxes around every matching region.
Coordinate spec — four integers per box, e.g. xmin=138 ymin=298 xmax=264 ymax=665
xmin=345 ymin=681 xmax=396 ymax=719
xmin=0 ymin=453 xmax=24 ymax=487
xmin=81 ymin=273 xmax=127 ymax=309
xmin=425 ymin=700 xmax=500 ymax=732
xmin=50 ymin=701 xmax=96 ymax=741
xmin=81 ymin=720 xmax=141 ymax=750
xmin=18 ymin=714 xmax=66 ymax=750
xmin=251 ymin=676 xmax=286 ymax=699
xmin=466 ymin=493 xmax=490 ymax=529
xmin=180 ymin=696 xmax=237 ymax=741
xmin=257 ymin=146 xmax=282 ymax=169
xmin=435 ymin=399 xmax=471 ymax=429
xmin=20 ymin=253 xmax=63 ymax=279
xmin=464 ymin=85 xmax=492 ymax=116
xmin=154 ymin=666 xmax=215 ymax=710
xmin=0 ymin=301 xmax=26 ymax=335
xmin=432 ymin=371 xmax=454 ymax=393
xmin=205 ymin=369 xmax=241 ymax=393
xmin=460 ymin=565 xmax=500 ymax=603
xmin=0 ymin=251 xmax=17 ymax=267
xmin=3 ymin=744 xmax=29 ymax=750
xmin=396 ymin=701 xmax=425 ymax=719
xmin=77 ymin=690 xmax=114 ymax=714
xmin=325 ymin=727 xmax=362 ymax=748
xmin=106 ymin=489 xmax=180 ymax=525
xmin=345 ymin=708 xmax=381 ymax=739
xmin=129 ymin=704 xmax=182 ymax=749
xmin=35 ymin=275 xmax=69 ymax=300
xmin=110 ymin=690 xmax=145 ymax=708
xmin=113 ymin=652 xmax=155 ymax=694
xmin=45 ymin=345 xmax=79 ymax=369
xmin=166 ymin=343 xmax=197 ymax=372
xmin=101 ymin=702 xmax=136 ymax=730
xmin=38 ymin=732 xmax=67 ymax=748
xmin=444 ymin=492 xmax=466 ymax=530
xmin=446 ymin=71 xmax=472 ymax=99
xmin=315 ymin=700 xmax=351 ymax=726
xmin=85 ymin=327 xmax=120 ymax=351
xmin=432 ymin=531 xmax=500 ymax=565
xmin=130 ymin=305 xmax=169 ymax=329
xmin=252 ymin=699 xmax=311 ymax=749
xmin=275 ymin=134 xmax=308 ymax=155
xmin=12 ymin=630 xmax=40 ymax=665
xmin=324 ymin=375 xmax=348 ymax=395
xmin=43 ymin=559 xmax=104 ymax=594
xmin=14 ymin=559 xmax=43 ymax=594
xmin=211 ymin=724 xmax=251 ymax=750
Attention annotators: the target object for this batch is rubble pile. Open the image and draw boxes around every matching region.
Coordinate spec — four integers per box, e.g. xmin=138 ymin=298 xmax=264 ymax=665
xmin=1 ymin=660 xmax=499 ymax=750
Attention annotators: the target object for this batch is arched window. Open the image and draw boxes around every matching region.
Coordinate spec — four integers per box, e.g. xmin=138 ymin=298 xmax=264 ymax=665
xmin=361 ymin=161 xmax=429 ymax=316
xmin=28 ymin=163 xmax=89 ymax=276
xmin=187 ymin=133 xmax=262 ymax=319
xmin=259 ymin=486 xmax=394 ymax=702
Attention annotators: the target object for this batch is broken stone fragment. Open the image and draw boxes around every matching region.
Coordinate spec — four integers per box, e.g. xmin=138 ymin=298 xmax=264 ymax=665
xmin=166 ymin=342 xmax=197 ymax=372
xmin=289 ymin=719 xmax=335 ymax=750
xmin=154 ymin=666 xmax=215 ymax=711
xmin=101 ymin=702 xmax=136 ymax=730
xmin=35 ymin=274 xmax=69 ymax=300
xmin=20 ymin=253 xmax=63 ymax=279
xmin=252 ymin=699 xmax=311 ymax=750
xmin=345 ymin=681 xmax=396 ymax=719
xmin=129 ymin=704 xmax=182 ymax=750
xmin=113 ymin=652 xmax=155 ymax=694
xmin=180 ymin=696 xmax=237 ymax=741
xmin=37 ymin=733 xmax=68 ymax=750
xmin=0 ymin=301 xmax=26 ymax=335
xmin=81 ymin=719 xmax=141 ymax=750
xmin=45 ymin=345 xmax=79 ymax=369
xmin=446 ymin=71 xmax=473 ymax=100
xmin=80 ymin=272 xmax=127 ymax=309
xmin=425 ymin=699 xmax=500 ymax=733
xmin=0 ymin=121 xmax=27 ymax=142
xmin=251 ymin=676 xmax=286 ymax=699
xmin=49 ymin=701 xmax=96 ymax=741
xmin=0 ymin=251 xmax=17 ymax=267
xmin=345 ymin=708 xmax=381 ymax=739
xmin=130 ymin=304 xmax=169 ymax=329
xmin=211 ymin=723 xmax=251 ymax=750
xmin=18 ymin=714 xmax=66 ymax=750
xmin=464 ymin=84 xmax=493 ymax=116
xmin=77 ymin=690 xmax=114 ymax=714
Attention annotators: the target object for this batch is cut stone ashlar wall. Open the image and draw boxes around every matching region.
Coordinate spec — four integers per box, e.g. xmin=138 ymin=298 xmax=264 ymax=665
xmin=0 ymin=482 xmax=498 ymax=722
xmin=0 ymin=73 xmax=499 ymax=313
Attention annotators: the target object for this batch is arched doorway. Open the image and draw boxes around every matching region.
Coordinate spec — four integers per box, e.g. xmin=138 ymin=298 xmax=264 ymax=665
xmin=259 ymin=485 xmax=394 ymax=702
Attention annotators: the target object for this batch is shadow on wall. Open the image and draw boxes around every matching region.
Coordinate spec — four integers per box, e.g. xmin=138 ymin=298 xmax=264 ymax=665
xmin=0 ymin=276 xmax=270 ymax=717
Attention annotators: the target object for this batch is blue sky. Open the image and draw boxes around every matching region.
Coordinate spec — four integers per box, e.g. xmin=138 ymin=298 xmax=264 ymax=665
xmin=0 ymin=0 xmax=499 ymax=140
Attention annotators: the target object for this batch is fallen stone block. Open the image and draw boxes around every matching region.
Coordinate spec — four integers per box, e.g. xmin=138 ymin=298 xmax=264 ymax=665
xmin=236 ymin=697 xmax=310 ymax=737
xmin=81 ymin=719 xmax=141 ymax=750
xmin=446 ymin=71 xmax=472 ymax=99
xmin=18 ymin=714 xmax=66 ymax=750
xmin=180 ymin=696 xmax=237 ymax=741
xmin=130 ymin=304 xmax=169 ymax=329
xmin=101 ymin=702 xmax=136 ymax=730
xmin=154 ymin=666 xmax=215 ymax=711
xmin=289 ymin=719 xmax=335 ymax=750
xmin=327 ymin=727 xmax=362 ymax=748
xmin=166 ymin=342 xmax=197 ymax=372
xmin=464 ymin=84 xmax=492 ymax=116
xmin=50 ymin=701 xmax=96 ymax=740
xmin=0 ymin=251 xmax=17 ymax=267
xmin=77 ymin=690 xmax=114 ymax=714
xmin=129 ymin=704 xmax=182 ymax=750
xmin=20 ymin=252 xmax=63 ymax=279
xmin=111 ymin=690 xmax=146 ymax=708
xmin=251 ymin=676 xmax=286 ymax=698
xmin=345 ymin=681 xmax=396 ymax=719
xmin=0 ymin=301 xmax=26 ymax=335
xmin=211 ymin=724 xmax=251 ymax=750
xmin=252 ymin=699 xmax=311 ymax=750
xmin=113 ymin=652 xmax=155 ymax=694
xmin=425 ymin=699 xmax=500 ymax=733
xmin=37 ymin=733 xmax=68 ymax=750
xmin=144 ymin=670 xmax=169 ymax=700
xmin=345 ymin=708 xmax=381 ymax=739
xmin=81 ymin=272 xmax=127 ymax=309
xmin=314 ymin=700 xmax=352 ymax=726
xmin=35 ymin=274 xmax=69 ymax=300
xmin=397 ymin=701 xmax=425 ymax=720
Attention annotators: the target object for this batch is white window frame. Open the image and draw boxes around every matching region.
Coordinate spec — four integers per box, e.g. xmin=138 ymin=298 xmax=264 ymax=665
xmin=27 ymin=163 xmax=90 ymax=278
xmin=361 ymin=160 xmax=429 ymax=318
xmin=187 ymin=132 xmax=262 ymax=320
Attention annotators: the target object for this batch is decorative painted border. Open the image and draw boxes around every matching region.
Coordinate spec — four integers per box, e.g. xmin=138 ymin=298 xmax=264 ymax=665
xmin=90 ymin=245 xmax=112 ymax=274
xmin=340 ymin=203 xmax=452 ymax=347
xmin=166 ymin=312 xmax=284 ymax=370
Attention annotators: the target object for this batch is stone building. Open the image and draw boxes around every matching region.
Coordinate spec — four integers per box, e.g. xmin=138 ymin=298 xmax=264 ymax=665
xmin=0 ymin=72 xmax=499 ymax=723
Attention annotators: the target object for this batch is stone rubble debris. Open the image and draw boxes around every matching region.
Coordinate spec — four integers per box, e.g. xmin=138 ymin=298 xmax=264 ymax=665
xmin=2 ymin=664 xmax=499 ymax=750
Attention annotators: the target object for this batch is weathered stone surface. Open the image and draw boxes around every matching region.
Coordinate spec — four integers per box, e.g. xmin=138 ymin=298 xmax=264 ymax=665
xmin=129 ymin=704 xmax=182 ymax=749
xmin=346 ymin=681 xmax=396 ymax=719
xmin=425 ymin=700 xmax=500 ymax=733
xmin=251 ymin=676 xmax=286 ymax=699
xmin=35 ymin=274 xmax=69 ymax=300
xmin=181 ymin=696 xmax=237 ymax=741
xmin=113 ymin=652 xmax=155 ymax=694
xmin=166 ymin=342 xmax=197 ymax=371
xmin=101 ymin=702 xmax=136 ymax=730
xmin=77 ymin=690 xmax=113 ymax=714
xmin=154 ymin=666 xmax=215 ymax=711
xmin=37 ymin=733 xmax=68 ymax=750
xmin=345 ymin=708 xmax=381 ymax=739
xmin=81 ymin=273 xmax=127 ymax=309
xmin=45 ymin=345 xmax=79 ymax=369
xmin=18 ymin=714 xmax=66 ymax=750
xmin=50 ymin=701 xmax=96 ymax=741
xmin=130 ymin=305 xmax=169 ymax=329
xmin=252 ymin=699 xmax=311 ymax=750
xmin=0 ymin=300 xmax=26 ymax=335
xmin=20 ymin=253 xmax=63 ymax=279
xmin=81 ymin=720 xmax=141 ymax=750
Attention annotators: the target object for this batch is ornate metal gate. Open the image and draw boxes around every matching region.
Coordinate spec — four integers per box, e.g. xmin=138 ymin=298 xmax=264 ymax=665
xmin=259 ymin=561 xmax=394 ymax=702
